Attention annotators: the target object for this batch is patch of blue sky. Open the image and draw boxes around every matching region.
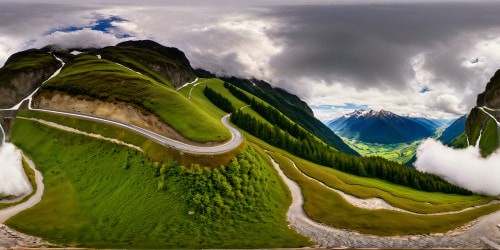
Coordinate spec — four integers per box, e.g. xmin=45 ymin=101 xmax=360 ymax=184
xmin=46 ymin=15 xmax=131 ymax=38
xmin=420 ymin=86 xmax=430 ymax=93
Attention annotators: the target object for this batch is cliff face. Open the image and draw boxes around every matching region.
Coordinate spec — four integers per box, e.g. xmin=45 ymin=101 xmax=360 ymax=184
xmin=476 ymin=69 xmax=500 ymax=109
xmin=98 ymin=40 xmax=197 ymax=88
xmin=462 ymin=69 xmax=500 ymax=157
xmin=0 ymin=49 xmax=60 ymax=108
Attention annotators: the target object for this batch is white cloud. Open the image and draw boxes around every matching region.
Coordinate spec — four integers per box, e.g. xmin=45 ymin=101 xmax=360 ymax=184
xmin=1 ymin=2 xmax=500 ymax=120
xmin=308 ymin=80 xmax=464 ymax=120
xmin=0 ymin=143 xmax=32 ymax=197
xmin=415 ymin=139 xmax=500 ymax=196
xmin=0 ymin=36 xmax=26 ymax=67
xmin=32 ymin=28 xmax=135 ymax=49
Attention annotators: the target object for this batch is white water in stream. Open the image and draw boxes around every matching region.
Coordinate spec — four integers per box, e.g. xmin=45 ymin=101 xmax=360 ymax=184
xmin=0 ymin=125 xmax=32 ymax=198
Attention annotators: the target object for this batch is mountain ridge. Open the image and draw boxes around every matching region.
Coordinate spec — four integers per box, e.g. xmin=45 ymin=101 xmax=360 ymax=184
xmin=452 ymin=70 xmax=500 ymax=156
xmin=216 ymin=76 xmax=359 ymax=156
xmin=328 ymin=109 xmax=434 ymax=144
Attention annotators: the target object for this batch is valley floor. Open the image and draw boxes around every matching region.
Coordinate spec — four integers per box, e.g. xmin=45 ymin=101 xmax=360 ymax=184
xmin=341 ymin=136 xmax=421 ymax=164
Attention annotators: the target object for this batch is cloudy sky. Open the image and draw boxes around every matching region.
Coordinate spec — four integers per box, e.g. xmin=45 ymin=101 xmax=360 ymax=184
xmin=1 ymin=0 xmax=500 ymax=121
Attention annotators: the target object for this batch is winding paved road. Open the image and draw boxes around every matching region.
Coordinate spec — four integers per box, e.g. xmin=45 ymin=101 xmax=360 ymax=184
xmin=0 ymin=55 xmax=243 ymax=155
xmin=27 ymin=109 xmax=242 ymax=154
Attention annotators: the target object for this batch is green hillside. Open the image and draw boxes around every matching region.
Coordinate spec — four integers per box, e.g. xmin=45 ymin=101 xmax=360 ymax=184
xmin=97 ymin=40 xmax=196 ymax=88
xmin=4 ymin=42 xmax=499 ymax=248
xmin=456 ymin=70 xmax=500 ymax=156
xmin=0 ymin=48 xmax=60 ymax=108
xmin=34 ymin=54 xmax=230 ymax=143
xmin=219 ymin=76 xmax=359 ymax=156
xmin=9 ymin=118 xmax=309 ymax=248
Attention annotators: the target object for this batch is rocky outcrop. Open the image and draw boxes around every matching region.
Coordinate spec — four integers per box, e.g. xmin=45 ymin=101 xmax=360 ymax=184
xmin=477 ymin=69 xmax=500 ymax=109
xmin=462 ymin=69 xmax=500 ymax=156
xmin=0 ymin=49 xmax=60 ymax=108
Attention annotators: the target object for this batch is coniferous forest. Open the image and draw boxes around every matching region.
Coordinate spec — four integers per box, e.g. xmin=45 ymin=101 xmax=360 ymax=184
xmin=204 ymin=86 xmax=235 ymax=114
xmin=219 ymin=82 xmax=473 ymax=195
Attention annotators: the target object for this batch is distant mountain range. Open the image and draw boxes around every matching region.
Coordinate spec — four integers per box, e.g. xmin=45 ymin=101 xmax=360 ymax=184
xmin=327 ymin=109 xmax=437 ymax=144
xmin=438 ymin=115 xmax=467 ymax=145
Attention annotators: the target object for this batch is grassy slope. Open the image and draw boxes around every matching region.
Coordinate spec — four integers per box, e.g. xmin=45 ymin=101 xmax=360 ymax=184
xmin=450 ymin=132 xmax=468 ymax=148
xmin=278 ymin=151 xmax=491 ymax=214
xmin=179 ymin=78 xmax=275 ymax=126
xmin=185 ymin=79 xmax=338 ymax=153
xmin=37 ymin=54 xmax=229 ymax=143
xmin=248 ymin=131 xmax=492 ymax=210
xmin=17 ymin=110 xmax=242 ymax=168
xmin=478 ymin=116 xmax=499 ymax=157
xmin=181 ymin=80 xmax=500 ymax=233
xmin=188 ymin=80 xmax=492 ymax=208
xmin=221 ymin=77 xmax=358 ymax=155
xmin=0 ymin=50 xmax=59 ymax=89
xmin=8 ymin=119 xmax=309 ymax=248
xmin=97 ymin=46 xmax=181 ymax=88
xmin=462 ymin=108 xmax=499 ymax=156
xmin=267 ymin=150 xmax=500 ymax=236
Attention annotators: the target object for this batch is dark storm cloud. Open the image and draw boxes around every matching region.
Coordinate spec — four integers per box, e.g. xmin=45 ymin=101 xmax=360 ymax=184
xmin=264 ymin=2 xmax=500 ymax=90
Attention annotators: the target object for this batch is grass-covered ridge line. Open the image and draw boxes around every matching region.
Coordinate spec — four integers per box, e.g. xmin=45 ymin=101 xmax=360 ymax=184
xmin=9 ymin=118 xmax=309 ymax=248
xmin=36 ymin=54 xmax=229 ymax=143
xmin=97 ymin=46 xmax=178 ymax=87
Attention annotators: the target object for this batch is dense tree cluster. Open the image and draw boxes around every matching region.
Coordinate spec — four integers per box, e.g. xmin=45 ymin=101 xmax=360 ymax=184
xmin=203 ymin=86 xmax=235 ymax=114
xmin=223 ymin=83 xmax=472 ymax=195
xmin=222 ymin=77 xmax=359 ymax=155
xmin=224 ymin=82 xmax=252 ymax=103
xmin=154 ymin=147 xmax=269 ymax=221
xmin=225 ymin=82 xmax=310 ymax=140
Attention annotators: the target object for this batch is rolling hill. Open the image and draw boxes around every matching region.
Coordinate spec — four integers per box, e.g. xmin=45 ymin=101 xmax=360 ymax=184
xmin=328 ymin=109 xmax=434 ymax=144
xmin=1 ymin=40 xmax=497 ymax=249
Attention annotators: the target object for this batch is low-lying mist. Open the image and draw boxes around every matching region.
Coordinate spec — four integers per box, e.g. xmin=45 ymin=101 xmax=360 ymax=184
xmin=415 ymin=139 xmax=500 ymax=196
xmin=0 ymin=143 xmax=32 ymax=197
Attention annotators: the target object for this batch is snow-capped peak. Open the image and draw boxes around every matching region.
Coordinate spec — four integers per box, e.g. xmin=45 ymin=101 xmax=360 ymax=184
xmin=343 ymin=109 xmax=395 ymax=118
